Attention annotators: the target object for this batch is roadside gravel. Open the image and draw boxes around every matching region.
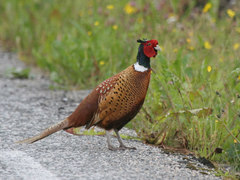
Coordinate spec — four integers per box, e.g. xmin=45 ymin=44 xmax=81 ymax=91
xmin=0 ymin=47 xmax=221 ymax=180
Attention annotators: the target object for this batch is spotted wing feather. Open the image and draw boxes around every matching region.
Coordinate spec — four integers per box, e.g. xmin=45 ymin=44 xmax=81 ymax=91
xmin=85 ymin=75 xmax=119 ymax=128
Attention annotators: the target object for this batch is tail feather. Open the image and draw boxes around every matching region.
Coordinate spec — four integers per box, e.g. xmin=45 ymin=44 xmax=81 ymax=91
xmin=16 ymin=118 xmax=69 ymax=144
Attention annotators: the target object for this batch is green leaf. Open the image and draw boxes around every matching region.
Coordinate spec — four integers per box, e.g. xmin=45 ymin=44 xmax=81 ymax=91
xmin=166 ymin=107 xmax=213 ymax=118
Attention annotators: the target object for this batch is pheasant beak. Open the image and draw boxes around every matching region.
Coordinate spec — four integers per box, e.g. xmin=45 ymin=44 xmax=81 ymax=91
xmin=154 ymin=45 xmax=161 ymax=51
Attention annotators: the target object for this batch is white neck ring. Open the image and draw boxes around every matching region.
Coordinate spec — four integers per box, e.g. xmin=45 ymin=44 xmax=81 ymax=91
xmin=134 ymin=62 xmax=148 ymax=72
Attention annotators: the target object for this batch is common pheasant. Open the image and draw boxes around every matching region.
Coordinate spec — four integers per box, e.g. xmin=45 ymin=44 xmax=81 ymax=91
xmin=17 ymin=39 xmax=161 ymax=150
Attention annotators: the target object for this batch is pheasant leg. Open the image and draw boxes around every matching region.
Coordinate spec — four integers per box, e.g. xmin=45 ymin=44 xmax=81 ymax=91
xmin=114 ymin=129 xmax=136 ymax=150
xmin=106 ymin=130 xmax=136 ymax=150
xmin=106 ymin=131 xmax=119 ymax=151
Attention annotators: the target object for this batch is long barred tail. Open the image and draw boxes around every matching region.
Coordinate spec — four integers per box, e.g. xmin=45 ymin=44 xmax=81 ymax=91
xmin=16 ymin=118 xmax=69 ymax=144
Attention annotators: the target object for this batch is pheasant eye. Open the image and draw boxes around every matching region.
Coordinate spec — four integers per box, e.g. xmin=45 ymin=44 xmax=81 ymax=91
xmin=147 ymin=43 xmax=151 ymax=46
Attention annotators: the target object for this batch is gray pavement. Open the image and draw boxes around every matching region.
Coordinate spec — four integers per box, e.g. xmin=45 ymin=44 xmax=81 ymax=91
xmin=0 ymin=47 xmax=221 ymax=179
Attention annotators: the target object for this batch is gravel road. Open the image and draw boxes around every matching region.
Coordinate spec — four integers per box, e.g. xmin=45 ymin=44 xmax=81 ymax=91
xmin=0 ymin=47 xmax=221 ymax=180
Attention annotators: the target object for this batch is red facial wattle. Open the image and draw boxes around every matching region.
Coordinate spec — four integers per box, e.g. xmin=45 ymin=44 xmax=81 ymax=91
xmin=143 ymin=39 xmax=159 ymax=58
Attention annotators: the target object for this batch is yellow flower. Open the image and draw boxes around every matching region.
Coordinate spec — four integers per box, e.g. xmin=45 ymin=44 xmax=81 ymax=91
xmin=207 ymin=66 xmax=212 ymax=72
xmin=94 ymin=21 xmax=99 ymax=26
xmin=236 ymin=27 xmax=240 ymax=34
xmin=188 ymin=46 xmax=195 ymax=51
xmin=87 ymin=31 xmax=92 ymax=36
xmin=99 ymin=61 xmax=105 ymax=66
xmin=219 ymin=57 xmax=224 ymax=62
xmin=112 ymin=25 xmax=118 ymax=30
xmin=211 ymin=18 xmax=216 ymax=23
xmin=124 ymin=3 xmax=137 ymax=14
xmin=233 ymin=43 xmax=239 ymax=50
xmin=172 ymin=28 xmax=177 ymax=33
xmin=186 ymin=38 xmax=191 ymax=44
xmin=79 ymin=11 xmax=83 ymax=17
xmin=234 ymin=139 xmax=237 ymax=143
xmin=204 ymin=41 xmax=212 ymax=49
xmin=106 ymin=5 xmax=114 ymax=10
xmin=202 ymin=2 xmax=212 ymax=13
xmin=215 ymin=120 xmax=218 ymax=123
xmin=238 ymin=75 xmax=240 ymax=80
xmin=137 ymin=17 xmax=143 ymax=24
xmin=88 ymin=1 xmax=93 ymax=7
xmin=173 ymin=48 xmax=178 ymax=53
xmin=227 ymin=9 xmax=235 ymax=18
xmin=88 ymin=10 xmax=93 ymax=15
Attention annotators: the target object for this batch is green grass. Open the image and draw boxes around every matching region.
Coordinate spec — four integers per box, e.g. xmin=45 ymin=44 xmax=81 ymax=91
xmin=0 ymin=0 xmax=239 ymax=176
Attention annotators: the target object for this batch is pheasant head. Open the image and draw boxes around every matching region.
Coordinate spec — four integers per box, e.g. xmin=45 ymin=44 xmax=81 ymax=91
xmin=135 ymin=39 xmax=161 ymax=71
xmin=137 ymin=39 xmax=161 ymax=58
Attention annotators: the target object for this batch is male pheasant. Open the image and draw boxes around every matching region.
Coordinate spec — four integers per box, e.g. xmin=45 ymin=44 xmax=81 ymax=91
xmin=17 ymin=39 xmax=161 ymax=150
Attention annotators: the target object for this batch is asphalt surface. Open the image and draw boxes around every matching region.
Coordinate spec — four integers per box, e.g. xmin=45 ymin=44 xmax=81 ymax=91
xmin=0 ymin=47 xmax=221 ymax=180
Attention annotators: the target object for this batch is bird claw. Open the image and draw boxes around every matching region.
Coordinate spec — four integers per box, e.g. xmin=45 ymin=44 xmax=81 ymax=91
xmin=108 ymin=145 xmax=136 ymax=151
xmin=108 ymin=146 xmax=119 ymax=151
xmin=119 ymin=145 xmax=137 ymax=150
